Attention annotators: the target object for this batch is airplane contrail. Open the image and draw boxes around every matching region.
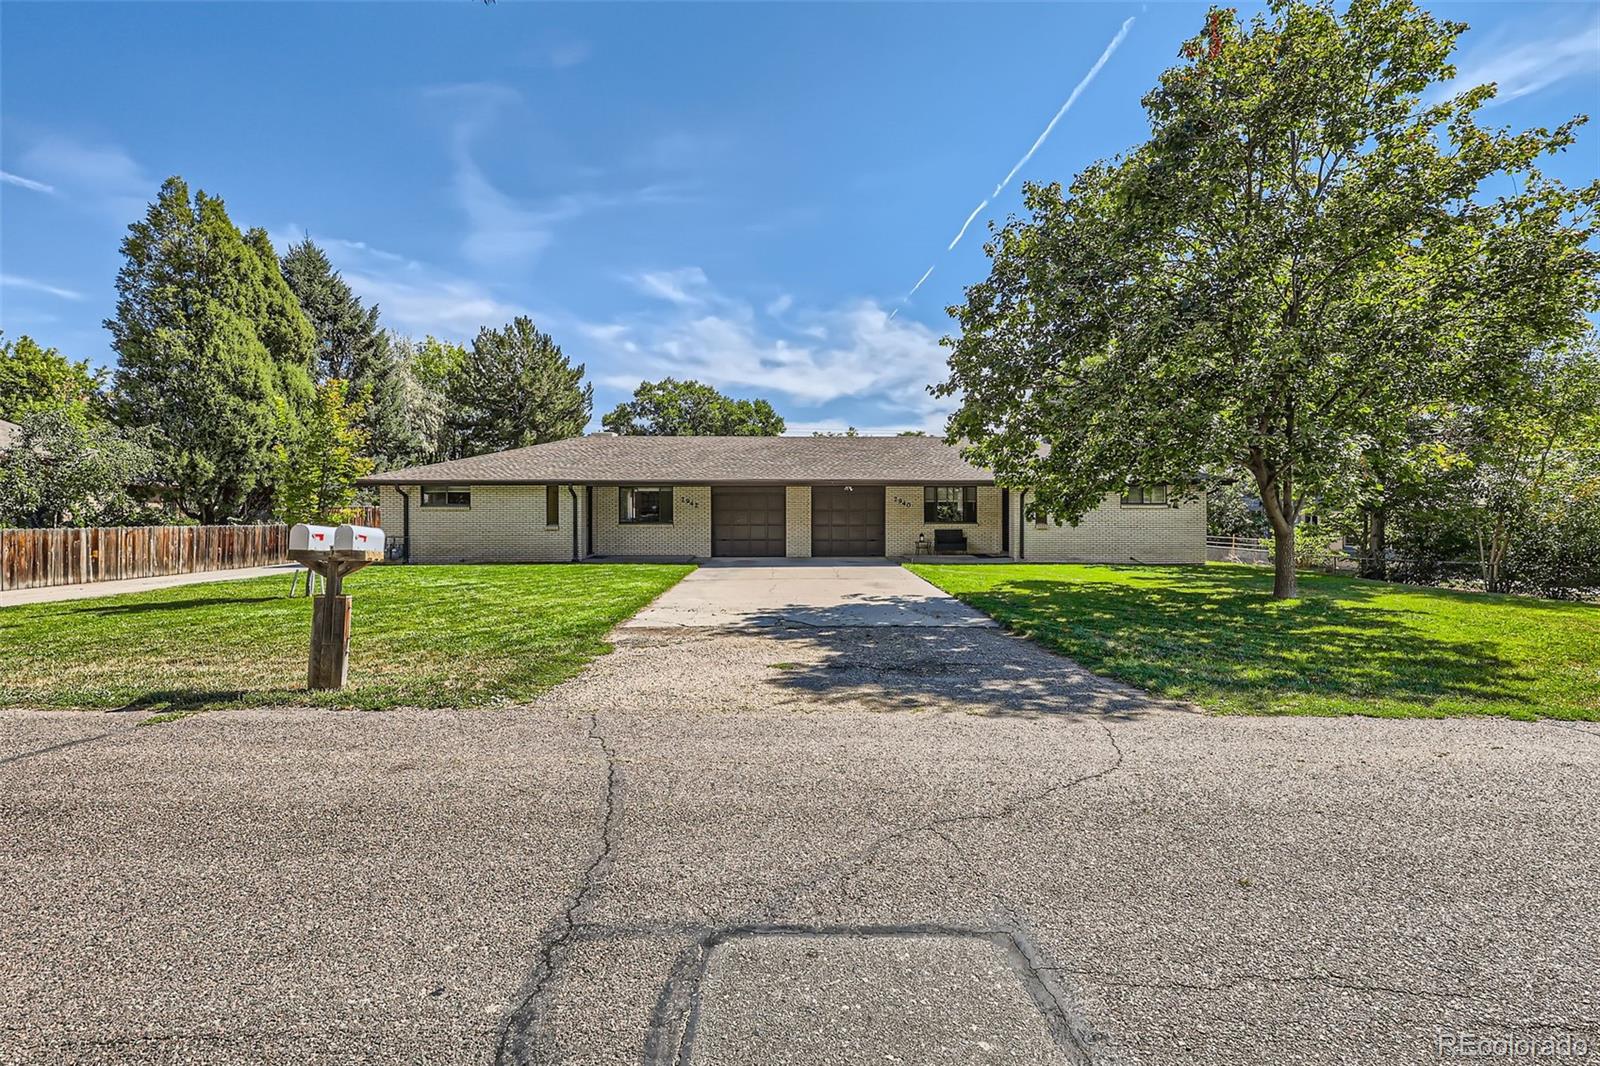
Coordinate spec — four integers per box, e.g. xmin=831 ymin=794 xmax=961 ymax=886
xmin=948 ymin=199 xmax=989 ymax=250
xmin=893 ymin=16 xmax=1135 ymax=308
xmin=992 ymin=15 xmax=1136 ymax=199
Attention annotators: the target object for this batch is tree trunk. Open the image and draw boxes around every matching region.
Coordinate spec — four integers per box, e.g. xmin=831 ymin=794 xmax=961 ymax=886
xmin=1360 ymin=507 xmax=1387 ymax=580
xmin=1270 ymin=520 xmax=1298 ymax=598
xmin=1249 ymin=460 xmax=1299 ymax=599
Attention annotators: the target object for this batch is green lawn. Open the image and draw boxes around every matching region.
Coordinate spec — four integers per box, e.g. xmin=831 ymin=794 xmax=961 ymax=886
xmin=908 ymin=562 xmax=1600 ymax=721
xmin=1 ymin=563 xmax=693 ymax=715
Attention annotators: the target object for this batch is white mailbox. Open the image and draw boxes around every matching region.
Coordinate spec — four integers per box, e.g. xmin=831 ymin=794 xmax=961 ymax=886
xmin=333 ymin=524 xmax=385 ymax=555
xmin=289 ymin=524 xmax=336 ymax=554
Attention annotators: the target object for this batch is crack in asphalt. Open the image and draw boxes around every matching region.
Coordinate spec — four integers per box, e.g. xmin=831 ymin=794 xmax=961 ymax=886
xmin=755 ymin=717 xmax=1126 ymax=923
xmin=495 ymin=713 xmax=622 ymax=1066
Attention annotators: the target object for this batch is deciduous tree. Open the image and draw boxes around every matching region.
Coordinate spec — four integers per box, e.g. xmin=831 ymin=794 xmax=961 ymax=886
xmin=940 ymin=0 xmax=1600 ymax=598
xmin=0 ymin=334 xmax=105 ymax=422
xmin=601 ymin=378 xmax=785 ymax=436
xmin=273 ymin=379 xmax=374 ymax=527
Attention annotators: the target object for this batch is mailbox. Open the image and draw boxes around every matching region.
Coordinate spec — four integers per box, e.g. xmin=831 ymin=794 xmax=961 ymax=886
xmin=333 ymin=524 xmax=385 ymax=555
xmin=289 ymin=524 xmax=336 ymax=554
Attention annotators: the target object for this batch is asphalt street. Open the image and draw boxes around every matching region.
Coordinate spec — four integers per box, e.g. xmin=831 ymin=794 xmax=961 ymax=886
xmin=3 ymin=565 xmax=1596 ymax=1064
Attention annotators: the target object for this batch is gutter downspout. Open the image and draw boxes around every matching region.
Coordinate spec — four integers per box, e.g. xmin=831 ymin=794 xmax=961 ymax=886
xmin=1018 ymin=488 xmax=1028 ymax=561
xmin=396 ymin=486 xmax=413 ymax=563
xmin=568 ymin=485 xmax=580 ymax=562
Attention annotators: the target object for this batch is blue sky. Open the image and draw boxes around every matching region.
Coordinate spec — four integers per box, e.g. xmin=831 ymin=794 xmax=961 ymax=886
xmin=3 ymin=1 xmax=1597 ymax=434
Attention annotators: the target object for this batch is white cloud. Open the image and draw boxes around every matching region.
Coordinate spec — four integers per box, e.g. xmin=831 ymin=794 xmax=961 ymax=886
xmin=546 ymin=41 xmax=592 ymax=69
xmin=1 ymin=170 xmax=55 ymax=194
xmin=425 ymin=84 xmax=696 ymax=267
xmin=1438 ymin=11 xmax=1600 ymax=106
xmin=271 ymin=223 xmax=521 ymax=338
xmin=0 ymin=274 xmax=84 ymax=301
xmin=579 ymin=270 xmax=957 ymax=426
xmin=16 ymin=136 xmax=152 ymax=221
xmin=631 ymin=267 xmax=712 ymax=306
xmin=766 ymin=293 xmax=794 ymax=316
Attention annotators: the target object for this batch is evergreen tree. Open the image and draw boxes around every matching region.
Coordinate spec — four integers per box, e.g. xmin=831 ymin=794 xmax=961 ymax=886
xmin=272 ymin=379 xmax=374 ymax=526
xmin=446 ymin=317 xmax=590 ymax=454
xmin=107 ymin=177 xmax=317 ymax=524
xmin=280 ymin=239 xmax=416 ymax=468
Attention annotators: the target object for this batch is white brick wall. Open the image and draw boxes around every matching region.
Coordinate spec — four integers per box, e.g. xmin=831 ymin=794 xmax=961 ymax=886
xmin=884 ymin=485 xmax=1005 ymax=557
xmin=1012 ymin=490 xmax=1206 ymax=564
xmin=590 ymin=484 xmax=713 ymax=558
xmin=377 ymin=484 xmax=577 ymax=563
xmin=784 ymin=485 xmax=811 ymax=558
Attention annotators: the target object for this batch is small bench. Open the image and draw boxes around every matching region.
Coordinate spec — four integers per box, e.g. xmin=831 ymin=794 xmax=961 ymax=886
xmin=933 ymin=528 xmax=968 ymax=554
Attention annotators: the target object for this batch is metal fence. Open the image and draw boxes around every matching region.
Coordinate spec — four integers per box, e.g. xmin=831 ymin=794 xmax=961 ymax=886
xmin=1206 ymin=535 xmax=1271 ymax=565
xmin=0 ymin=508 xmax=380 ymax=592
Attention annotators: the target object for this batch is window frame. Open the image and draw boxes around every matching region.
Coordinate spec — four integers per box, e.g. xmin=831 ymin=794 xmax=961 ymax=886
xmin=923 ymin=485 xmax=979 ymax=524
xmin=420 ymin=485 xmax=472 ymax=508
xmin=619 ymin=485 xmax=674 ymax=525
xmin=545 ymin=484 xmax=561 ymax=528
xmin=1120 ymin=483 xmax=1170 ymax=507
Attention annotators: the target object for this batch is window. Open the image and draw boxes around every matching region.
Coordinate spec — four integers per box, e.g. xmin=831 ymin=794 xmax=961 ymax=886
xmin=421 ymin=485 xmax=471 ymax=508
xmin=924 ymin=485 xmax=978 ymax=524
xmin=545 ymin=484 xmax=561 ymax=527
xmin=619 ymin=486 xmax=673 ymax=524
xmin=1121 ymin=484 xmax=1169 ymax=506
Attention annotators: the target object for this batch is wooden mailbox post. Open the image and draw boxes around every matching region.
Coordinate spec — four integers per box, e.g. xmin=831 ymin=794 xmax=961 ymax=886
xmin=288 ymin=523 xmax=385 ymax=690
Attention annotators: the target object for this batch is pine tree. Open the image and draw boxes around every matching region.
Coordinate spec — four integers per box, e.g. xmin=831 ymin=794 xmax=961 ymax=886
xmin=280 ymin=239 xmax=417 ymax=468
xmin=107 ymin=177 xmax=317 ymax=524
xmin=446 ymin=317 xmax=591 ymax=454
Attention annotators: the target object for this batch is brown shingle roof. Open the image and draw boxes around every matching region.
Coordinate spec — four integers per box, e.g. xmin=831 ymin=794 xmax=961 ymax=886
xmin=358 ymin=434 xmax=993 ymax=486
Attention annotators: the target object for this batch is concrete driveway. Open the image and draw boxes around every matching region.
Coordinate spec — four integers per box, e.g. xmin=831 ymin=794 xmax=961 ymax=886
xmin=3 ymin=565 xmax=1597 ymax=1065
xmin=624 ymin=558 xmax=996 ymax=628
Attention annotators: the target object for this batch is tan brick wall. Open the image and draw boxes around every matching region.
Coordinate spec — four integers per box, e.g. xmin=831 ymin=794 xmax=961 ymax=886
xmin=885 ymin=485 xmax=1005 ymax=557
xmin=376 ymin=484 xmax=577 ymax=563
xmin=784 ymin=485 xmax=811 ymax=558
xmin=1012 ymin=490 xmax=1206 ymax=564
xmin=590 ymin=484 xmax=712 ymax=558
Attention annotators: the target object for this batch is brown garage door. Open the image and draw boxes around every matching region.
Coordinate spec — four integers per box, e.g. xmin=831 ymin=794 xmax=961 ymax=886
xmin=712 ymin=486 xmax=787 ymax=557
xmin=810 ymin=486 xmax=885 ymax=557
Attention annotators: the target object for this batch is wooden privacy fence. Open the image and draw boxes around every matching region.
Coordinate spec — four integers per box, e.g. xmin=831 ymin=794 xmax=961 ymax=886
xmin=0 ymin=508 xmax=380 ymax=592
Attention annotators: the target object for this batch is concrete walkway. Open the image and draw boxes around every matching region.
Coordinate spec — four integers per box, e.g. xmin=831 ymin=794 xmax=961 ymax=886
xmin=623 ymin=558 xmax=997 ymax=628
xmin=0 ymin=563 xmax=302 ymax=607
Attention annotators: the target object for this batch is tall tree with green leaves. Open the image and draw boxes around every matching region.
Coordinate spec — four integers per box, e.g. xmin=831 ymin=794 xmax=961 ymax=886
xmin=0 ymin=408 xmax=157 ymax=528
xmin=272 ymin=379 xmax=375 ymax=527
xmin=0 ymin=334 xmax=106 ymax=422
xmin=107 ymin=177 xmax=317 ymax=523
xmin=446 ymin=316 xmax=590 ymax=454
xmin=391 ymin=334 xmax=468 ymax=462
xmin=601 ymin=378 xmax=785 ymax=436
xmin=940 ymin=0 xmax=1600 ymax=598
xmin=279 ymin=239 xmax=417 ymax=467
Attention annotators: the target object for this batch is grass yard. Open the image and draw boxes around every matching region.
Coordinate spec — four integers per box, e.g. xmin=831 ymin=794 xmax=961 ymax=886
xmin=908 ymin=562 xmax=1600 ymax=721
xmin=0 ymin=563 xmax=693 ymax=715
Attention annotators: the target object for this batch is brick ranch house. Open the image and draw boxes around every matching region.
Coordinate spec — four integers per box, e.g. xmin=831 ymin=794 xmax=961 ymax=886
xmin=357 ymin=434 xmax=1205 ymax=564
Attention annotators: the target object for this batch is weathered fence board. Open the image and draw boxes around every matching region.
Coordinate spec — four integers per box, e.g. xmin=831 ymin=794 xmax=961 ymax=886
xmin=0 ymin=508 xmax=379 ymax=592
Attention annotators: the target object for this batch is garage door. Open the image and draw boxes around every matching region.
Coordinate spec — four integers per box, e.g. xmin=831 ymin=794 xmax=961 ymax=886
xmin=810 ymin=486 xmax=885 ymax=557
xmin=712 ymin=487 xmax=787 ymax=557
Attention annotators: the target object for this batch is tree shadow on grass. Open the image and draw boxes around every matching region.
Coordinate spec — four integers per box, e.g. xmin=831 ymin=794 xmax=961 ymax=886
xmin=108 ymin=689 xmax=252 ymax=717
xmin=951 ymin=573 xmax=1533 ymax=715
xmin=78 ymin=596 xmax=283 ymax=615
